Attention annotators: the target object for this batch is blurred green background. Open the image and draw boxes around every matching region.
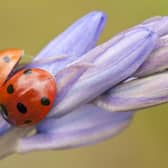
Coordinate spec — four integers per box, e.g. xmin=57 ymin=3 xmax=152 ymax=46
xmin=0 ymin=0 xmax=168 ymax=167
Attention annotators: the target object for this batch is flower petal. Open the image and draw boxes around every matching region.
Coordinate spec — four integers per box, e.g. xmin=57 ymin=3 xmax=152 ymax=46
xmin=140 ymin=16 xmax=168 ymax=36
xmin=130 ymin=16 xmax=168 ymax=77
xmin=135 ymin=35 xmax=168 ymax=77
xmin=94 ymin=72 xmax=168 ymax=112
xmin=27 ymin=11 xmax=106 ymax=74
xmin=48 ymin=27 xmax=158 ymax=117
xmin=55 ymin=63 xmax=93 ymax=103
xmin=17 ymin=104 xmax=133 ymax=153
xmin=0 ymin=116 xmax=11 ymax=136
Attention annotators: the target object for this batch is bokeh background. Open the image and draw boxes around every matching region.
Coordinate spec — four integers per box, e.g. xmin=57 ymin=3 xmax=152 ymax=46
xmin=0 ymin=0 xmax=168 ymax=167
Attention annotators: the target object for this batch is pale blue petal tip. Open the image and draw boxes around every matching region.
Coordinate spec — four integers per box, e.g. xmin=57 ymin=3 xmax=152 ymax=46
xmin=36 ymin=11 xmax=106 ymax=58
xmin=27 ymin=11 xmax=106 ymax=75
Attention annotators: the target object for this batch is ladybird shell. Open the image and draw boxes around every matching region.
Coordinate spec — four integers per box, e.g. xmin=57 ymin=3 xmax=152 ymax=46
xmin=0 ymin=68 xmax=56 ymax=126
xmin=0 ymin=49 xmax=23 ymax=87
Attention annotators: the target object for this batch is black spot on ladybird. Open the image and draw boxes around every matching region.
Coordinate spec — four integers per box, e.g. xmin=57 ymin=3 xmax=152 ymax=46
xmin=41 ymin=97 xmax=50 ymax=106
xmin=7 ymin=84 xmax=14 ymax=94
xmin=0 ymin=104 xmax=8 ymax=117
xmin=24 ymin=120 xmax=32 ymax=124
xmin=23 ymin=69 xmax=32 ymax=75
xmin=3 ymin=56 xmax=10 ymax=63
xmin=17 ymin=103 xmax=27 ymax=114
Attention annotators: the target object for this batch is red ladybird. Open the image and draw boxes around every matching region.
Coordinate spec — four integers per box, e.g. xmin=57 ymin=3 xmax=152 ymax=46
xmin=0 ymin=49 xmax=57 ymax=126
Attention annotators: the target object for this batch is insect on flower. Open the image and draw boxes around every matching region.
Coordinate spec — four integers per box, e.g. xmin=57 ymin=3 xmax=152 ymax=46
xmin=0 ymin=11 xmax=168 ymax=159
xmin=0 ymin=49 xmax=57 ymax=126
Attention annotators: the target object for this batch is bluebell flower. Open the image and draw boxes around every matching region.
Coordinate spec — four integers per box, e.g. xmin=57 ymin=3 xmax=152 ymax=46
xmin=0 ymin=11 xmax=168 ymax=159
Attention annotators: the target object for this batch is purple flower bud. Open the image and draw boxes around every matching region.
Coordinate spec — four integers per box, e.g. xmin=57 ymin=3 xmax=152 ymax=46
xmin=135 ymin=35 xmax=168 ymax=77
xmin=48 ymin=27 xmax=157 ymax=117
xmin=27 ymin=11 xmax=106 ymax=75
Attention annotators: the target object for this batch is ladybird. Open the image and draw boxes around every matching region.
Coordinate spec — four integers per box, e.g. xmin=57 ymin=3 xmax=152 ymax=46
xmin=0 ymin=50 xmax=57 ymax=127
